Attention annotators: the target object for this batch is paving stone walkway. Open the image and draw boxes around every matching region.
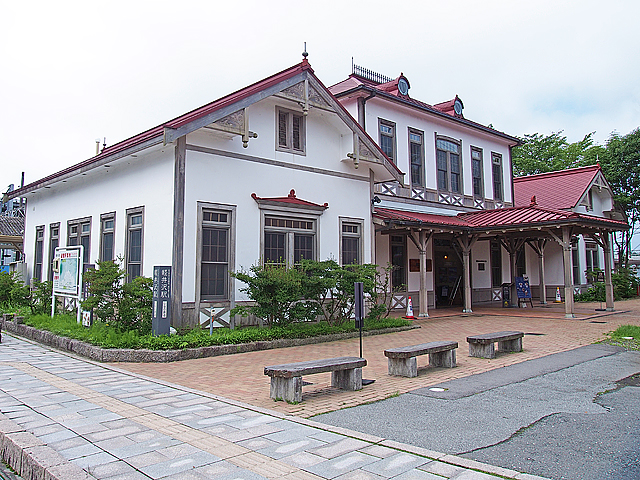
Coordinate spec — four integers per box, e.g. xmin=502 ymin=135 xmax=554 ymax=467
xmin=0 ymin=334 xmax=546 ymax=480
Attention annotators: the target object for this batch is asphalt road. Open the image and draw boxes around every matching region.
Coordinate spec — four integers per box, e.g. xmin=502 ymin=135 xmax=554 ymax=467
xmin=314 ymin=344 xmax=640 ymax=480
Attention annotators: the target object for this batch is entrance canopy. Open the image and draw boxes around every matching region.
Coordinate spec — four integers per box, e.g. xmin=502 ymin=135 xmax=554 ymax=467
xmin=374 ymin=200 xmax=629 ymax=318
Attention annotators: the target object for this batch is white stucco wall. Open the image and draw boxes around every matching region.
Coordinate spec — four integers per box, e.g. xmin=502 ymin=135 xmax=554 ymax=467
xmin=23 ymin=146 xmax=174 ymax=284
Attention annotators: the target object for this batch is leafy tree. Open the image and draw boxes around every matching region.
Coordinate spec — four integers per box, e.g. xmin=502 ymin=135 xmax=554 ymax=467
xmin=512 ymin=131 xmax=597 ymax=177
xmin=596 ymin=128 xmax=640 ymax=268
xmin=0 ymin=271 xmax=31 ymax=309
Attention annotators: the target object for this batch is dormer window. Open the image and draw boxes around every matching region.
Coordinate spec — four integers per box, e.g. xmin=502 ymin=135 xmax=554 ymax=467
xmin=276 ymin=107 xmax=305 ymax=155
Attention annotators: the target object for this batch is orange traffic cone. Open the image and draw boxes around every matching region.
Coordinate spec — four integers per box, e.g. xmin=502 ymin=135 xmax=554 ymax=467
xmin=404 ymin=296 xmax=415 ymax=319
xmin=555 ymin=287 xmax=562 ymax=303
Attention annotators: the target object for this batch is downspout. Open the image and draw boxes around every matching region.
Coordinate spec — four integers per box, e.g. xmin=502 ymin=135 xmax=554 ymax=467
xmin=357 ymin=91 xmax=376 ymax=131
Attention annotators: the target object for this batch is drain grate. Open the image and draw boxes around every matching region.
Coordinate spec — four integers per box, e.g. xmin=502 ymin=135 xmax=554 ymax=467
xmin=590 ymin=320 xmax=607 ymax=324
xmin=525 ymin=332 xmax=545 ymax=336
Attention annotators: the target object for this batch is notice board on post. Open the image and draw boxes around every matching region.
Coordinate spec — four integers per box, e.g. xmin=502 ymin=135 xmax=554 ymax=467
xmin=152 ymin=266 xmax=171 ymax=336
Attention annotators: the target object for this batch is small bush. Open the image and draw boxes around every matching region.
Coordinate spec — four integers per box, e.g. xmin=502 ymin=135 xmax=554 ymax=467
xmin=611 ymin=325 xmax=640 ymax=340
xmin=575 ymin=268 xmax=639 ymax=302
xmin=81 ymin=258 xmax=152 ymax=334
xmin=0 ymin=271 xmax=31 ymax=309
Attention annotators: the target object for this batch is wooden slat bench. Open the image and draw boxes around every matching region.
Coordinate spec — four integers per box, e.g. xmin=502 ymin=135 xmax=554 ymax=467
xmin=467 ymin=331 xmax=524 ymax=359
xmin=264 ymin=356 xmax=366 ymax=403
xmin=384 ymin=341 xmax=458 ymax=377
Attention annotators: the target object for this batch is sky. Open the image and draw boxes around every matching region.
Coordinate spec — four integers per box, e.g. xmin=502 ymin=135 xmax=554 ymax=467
xmin=1 ymin=0 xmax=638 ymax=192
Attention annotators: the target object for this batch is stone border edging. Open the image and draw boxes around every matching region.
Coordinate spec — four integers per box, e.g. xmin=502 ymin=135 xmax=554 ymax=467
xmin=1 ymin=318 xmax=417 ymax=363
xmin=0 ymin=413 xmax=96 ymax=480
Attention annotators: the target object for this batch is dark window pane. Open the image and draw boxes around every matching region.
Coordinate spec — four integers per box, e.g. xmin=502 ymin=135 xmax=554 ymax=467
xmin=493 ymin=164 xmax=502 ymax=200
xmin=450 ymin=154 xmax=460 ymax=174
xmin=264 ymin=232 xmax=285 ymax=263
xmin=278 ymin=112 xmax=288 ymax=147
xmin=34 ymin=238 xmax=43 ymax=282
xmin=294 ymin=234 xmax=313 ymax=263
xmin=81 ymin=235 xmax=90 ymax=263
xmin=102 ymin=232 xmax=114 ymax=262
xmin=380 ymin=135 xmax=394 ymax=161
xmin=201 ymin=263 xmax=226 ymax=297
xmin=129 ymin=230 xmax=142 ymax=262
xmin=342 ymin=237 xmax=359 ymax=265
xmin=128 ymin=264 xmax=141 ymax=280
xmin=292 ymin=115 xmax=301 ymax=150
xmin=438 ymin=170 xmax=447 ymax=190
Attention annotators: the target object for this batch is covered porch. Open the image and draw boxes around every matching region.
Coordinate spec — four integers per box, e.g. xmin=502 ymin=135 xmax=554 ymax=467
xmin=373 ymin=201 xmax=629 ymax=319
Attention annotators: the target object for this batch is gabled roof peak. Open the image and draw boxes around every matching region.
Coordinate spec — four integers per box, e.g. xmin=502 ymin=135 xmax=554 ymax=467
xmin=513 ymin=164 xmax=601 ymax=182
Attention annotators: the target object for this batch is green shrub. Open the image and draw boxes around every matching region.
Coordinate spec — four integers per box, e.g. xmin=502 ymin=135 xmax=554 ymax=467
xmin=30 ymin=280 xmax=52 ymax=315
xmin=81 ymin=258 xmax=152 ymax=334
xmin=0 ymin=271 xmax=31 ymax=309
xmin=575 ymin=268 xmax=639 ymax=302
xmin=610 ymin=324 xmax=640 ymax=340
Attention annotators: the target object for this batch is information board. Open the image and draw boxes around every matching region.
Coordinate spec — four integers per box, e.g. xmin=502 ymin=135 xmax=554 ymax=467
xmin=515 ymin=276 xmax=532 ymax=299
xmin=53 ymin=247 xmax=82 ymax=296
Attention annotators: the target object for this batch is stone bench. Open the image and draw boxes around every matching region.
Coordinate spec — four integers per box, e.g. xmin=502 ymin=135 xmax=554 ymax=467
xmin=467 ymin=331 xmax=524 ymax=359
xmin=384 ymin=341 xmax=458 ymax=377
xmin=264 ymin=356 xmax=366 ymax=403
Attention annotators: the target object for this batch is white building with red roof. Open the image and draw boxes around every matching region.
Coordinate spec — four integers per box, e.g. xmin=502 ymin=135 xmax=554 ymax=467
xmin=8 ymin=59 xmax=628 ymax=325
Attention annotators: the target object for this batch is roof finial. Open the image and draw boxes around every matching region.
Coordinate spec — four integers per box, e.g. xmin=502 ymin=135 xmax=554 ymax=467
xmin=530 ymin=195 xmax=537 ymax=206
xmin=302 ymin=42 xmax=308 ymax=59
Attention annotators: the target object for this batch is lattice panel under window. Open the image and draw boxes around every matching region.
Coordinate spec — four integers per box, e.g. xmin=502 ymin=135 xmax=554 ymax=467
xmin=494 ymin=202 xmax=505 ymax=209
xmin=379 ymin=183 xmax=399 ymax=196
xmin=391 ymin=293 xmax=407 ymax=310
xmin=411 ymin=187 xmax=427 ymax=201
xmin=474 ymin=199 xmax=485 ymax=209
xmin=492 ymin=289 xmax=502 ymax=301
xmin=439 ymin=193 xmax=464 ymax=206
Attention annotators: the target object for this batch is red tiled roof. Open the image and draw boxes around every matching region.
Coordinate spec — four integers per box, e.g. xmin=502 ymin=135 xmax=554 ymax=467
xmin=10 ymin=60 xmax=402 ymax=198
xmin=329 ymin=76 xmax=519 ymax=144
xmin=374 ymin=208 xmax=471 ymax=228
xmin=375 ymin=204 xmax=628 ymax=231
xmin=251 ymin=190 xmax=328 ymax=210
xmin=513 ymin=165 xmax=601 ymax=210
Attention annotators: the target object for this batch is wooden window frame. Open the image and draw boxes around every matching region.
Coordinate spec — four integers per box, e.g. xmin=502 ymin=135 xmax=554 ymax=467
xmin=34 ymin=225 xmax=44 ymax=282
xmin=339 ymin=217 xmax=364 ymax=266
xmin=125 ymin=206 xmax=144 ymax=281
xmin=435 ymin=135 xmax=463 ymax=194
xmin=67 ymin=216 xmax=91 ymax=264
xmin=48 ymin=223 xmax=59 ymax=282
xmin=276 ymin=107 xmax=306 ymax=155
xmin=379 ymin=118 xmax=396 ymax=164
xmin=471 ymin=146 xmax=484 ymax=199
xmin=99 ymin=212 xmax=116 ymax=262
xmin=409 ymin=128 xmax=425 ymax=187
xmin=492 ymin=152 xmax=504 ymax=201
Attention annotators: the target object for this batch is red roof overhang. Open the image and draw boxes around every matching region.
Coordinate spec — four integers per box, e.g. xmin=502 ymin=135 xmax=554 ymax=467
xmin=251 ymin=189 xmax=328 ymax=212
xmin=374 ymin=205 xmax=629 ymax=234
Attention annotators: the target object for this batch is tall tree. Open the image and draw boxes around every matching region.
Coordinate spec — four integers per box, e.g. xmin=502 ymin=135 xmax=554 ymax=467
xmin=597 ymin=128 xmax=640 ymax=268
xmin=512 ymin=131 xmax=597 ymax=177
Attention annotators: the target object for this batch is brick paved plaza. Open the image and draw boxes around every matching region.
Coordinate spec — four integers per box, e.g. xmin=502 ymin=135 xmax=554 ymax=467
xmin=115 ymin=299 xmax=640 ymax=418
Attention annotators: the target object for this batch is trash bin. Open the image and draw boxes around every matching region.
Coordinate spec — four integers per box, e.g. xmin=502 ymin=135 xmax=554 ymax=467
xmin=502 ymin=282 xmax=512 ymax=307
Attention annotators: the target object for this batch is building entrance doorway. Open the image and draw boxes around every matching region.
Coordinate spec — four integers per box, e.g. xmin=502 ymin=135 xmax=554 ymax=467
xmin=433 ymin=238 xmax=463 ymax=307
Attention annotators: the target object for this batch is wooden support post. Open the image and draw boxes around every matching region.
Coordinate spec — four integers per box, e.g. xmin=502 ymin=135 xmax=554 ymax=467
xmin=562 ymin=227 xmax=575 ymax=318
xmin=171 ymin=136 xmax=186 ymax=327
xmin=455 ymin=234 xmax=477 ymax=313
xmin=527 ymin=239 xmax=548 ymax=304
xmin=602 ymin=233 xmax=615 ymax=311
xmin=408 ymin=229 xmax=432 ymax=317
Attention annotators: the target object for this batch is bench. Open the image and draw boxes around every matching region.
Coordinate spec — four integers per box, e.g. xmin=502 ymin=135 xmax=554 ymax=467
xmin=467 ymin=331 xmax=524 ymax=359
xmin=264 ymin=356 xmax=366 ymax=403
xmin=384 ymin=341 xmax=458 ymax=377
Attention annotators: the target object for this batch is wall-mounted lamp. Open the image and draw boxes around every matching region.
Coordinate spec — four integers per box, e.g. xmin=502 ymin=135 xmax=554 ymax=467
xmin=371 ymin=195 xmax=381 ymax=206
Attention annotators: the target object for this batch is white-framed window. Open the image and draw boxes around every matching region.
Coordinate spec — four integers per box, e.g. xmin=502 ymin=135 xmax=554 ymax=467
xmin=492 ymin=152 xmax=503 ymax=201
xmin=379 ymin=119 xmax=396 ymax=163
xmin=48 ymin=223 xmax=59 ymax=282
xmin=276 ymin=107 xmax=305 ymax=154
xmin=125 ymin=207 xmax=144 ymax=281
xmin=198 ymin=206 xmax=235 ymax=300
xmin=471 ymin=147 xmax=484 ymax=198
xmin=67 ymin=217 xmax=91 ymax=264
xmin=436 ymin=136 xmax=462 ymax=193
xmin=263 ymin=215 xmax=316 ymax=265
xmin=100 ymin=212 xmax=115 ymax=262
xmin=340 ymin=218 xmax=364 ymax=266
xmin=34 ymin=226 xmax=44 ymax=282
xmin=409 ymin=129 xmax=424 ymax=187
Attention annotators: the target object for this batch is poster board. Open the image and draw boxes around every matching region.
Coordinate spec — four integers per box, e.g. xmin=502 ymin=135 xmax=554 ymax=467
xmin=515 ymin=276 xmax=531 ymax=299
xmin=51 ymin=246 xmax=84 ymax=323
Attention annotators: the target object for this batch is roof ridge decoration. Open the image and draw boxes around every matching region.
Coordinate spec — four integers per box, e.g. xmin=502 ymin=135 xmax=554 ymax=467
xmin=251 ymin=189 xmax=329 ymax=211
